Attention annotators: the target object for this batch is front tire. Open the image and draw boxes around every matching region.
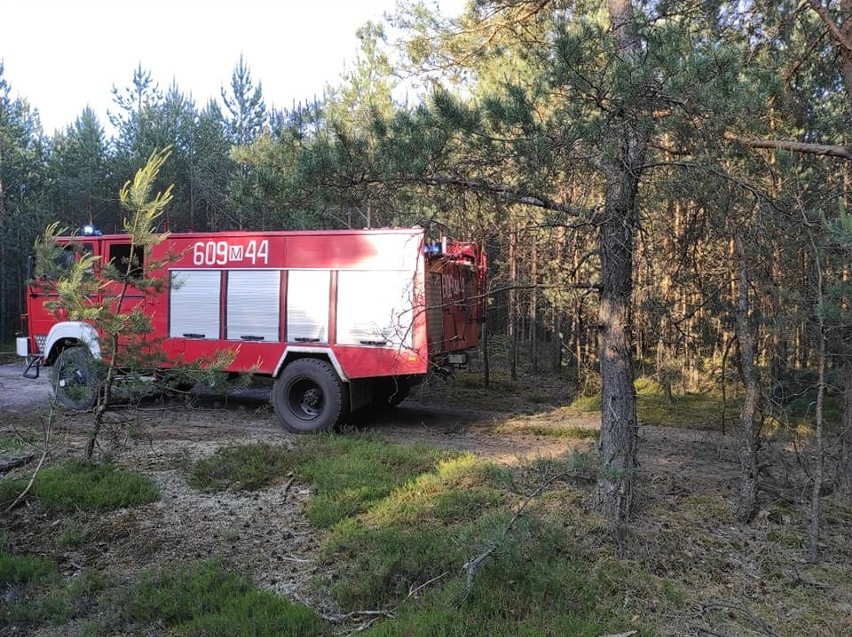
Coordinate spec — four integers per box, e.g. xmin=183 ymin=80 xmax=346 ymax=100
xmin=272 ymin=359 xmax=348 ymax=433
xmin=51 ymin=347 xmax=99 ymax=410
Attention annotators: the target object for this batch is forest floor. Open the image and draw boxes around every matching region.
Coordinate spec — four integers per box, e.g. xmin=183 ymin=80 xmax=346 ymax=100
xmin=1 ymin=362 xmax=850 ymax=636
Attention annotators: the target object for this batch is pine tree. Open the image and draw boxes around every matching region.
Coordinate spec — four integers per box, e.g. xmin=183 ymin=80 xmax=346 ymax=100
xmin=221 ymin=55 xmax=267 ymax=145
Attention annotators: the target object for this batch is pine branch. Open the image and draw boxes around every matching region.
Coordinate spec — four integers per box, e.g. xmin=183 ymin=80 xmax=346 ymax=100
xmin=418 ymin=175 xmax=583 ymax=214
xmin=806 ymin=0 xmax=852 ymax=56
xmin=724 ymin=131 xmax=852 ymax=161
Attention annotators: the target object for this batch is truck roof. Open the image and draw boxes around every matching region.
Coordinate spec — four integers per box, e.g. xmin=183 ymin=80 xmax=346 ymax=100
xmin=63 ymin=226 xmax=428 ymax=241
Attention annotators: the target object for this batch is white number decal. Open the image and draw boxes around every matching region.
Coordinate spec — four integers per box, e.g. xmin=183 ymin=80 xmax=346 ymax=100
xmin=192 ymin=240 xmax=270 ymax=266
xmin=257 ymin=240 xmax=269 ymax=264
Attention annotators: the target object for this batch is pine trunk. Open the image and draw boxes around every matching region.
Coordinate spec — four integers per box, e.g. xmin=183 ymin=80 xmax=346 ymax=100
xmin=531 ymin=237 xmax=538 ymax=372
xmin=734 ymin=234 xmax=760 ymax=523
xmin=840 ymin=365 xmax=852 ymax=502
xmin=594 ymin=0 xmax=647 ymax=524
xmin=594 ymin=176 xmax=641 ymax=522
xmin=508 ymin=225 xmax=518 ymax=380
xmin=808 ymin=311 xmax=826 ymax=562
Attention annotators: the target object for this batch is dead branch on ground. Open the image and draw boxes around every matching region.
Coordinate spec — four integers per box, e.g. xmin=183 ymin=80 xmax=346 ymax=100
xmin=461 ymin=470 xmax=577 ymax=596
xmin=700 ymin=600 xmax=781 ymax=637
xmin=0 ymin=454 xmax=37 ymax=473
xmin=295 ymin=570 xmax=450 ymax=636
xmin=5 ymin=400 xmax=57 ymax=512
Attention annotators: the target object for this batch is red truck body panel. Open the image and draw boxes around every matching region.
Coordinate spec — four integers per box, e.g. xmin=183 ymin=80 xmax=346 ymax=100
xmin=24 ymin=227 xmax=486 ymax=383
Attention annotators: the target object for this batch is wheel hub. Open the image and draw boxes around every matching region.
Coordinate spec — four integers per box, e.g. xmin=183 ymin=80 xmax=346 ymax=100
xmin=289 ymin=380 xmax=324 ymax=420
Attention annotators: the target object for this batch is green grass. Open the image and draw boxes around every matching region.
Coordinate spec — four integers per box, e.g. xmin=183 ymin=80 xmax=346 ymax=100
xmin=1 ymin=534 xmax=324 ymax=635
xmin=498 ymin=422 xmax=600 ymax=439
xmin=367 ymin=548 xmax=612 ymax=636
xmin=569 ymin=392 xmax=602 ymax=412
xmin=0 ymin=552 xmax=58 ymax=586
xmin=415 ymin=369 xmax=574 ymax=414
xmin=186 ymin=442 xmax=293 ymax=492
xmin=123 ymin=559 xmax=326 ymax=636
xmin=55 ymin=524 xmax=85 ymax=549
xmin=565 ymin=377 xmax=733 ymax=429
xmin=0 ymin=434 xmax=26 ymax=454
xmin=326 ymin=499 xmax=629 ymax=636
xmin=634 ymin=378 xmax=732 ymax=429
xmin=184 ymin=435 xmax=626 ymax=633
xmin=565 ymin=374 xmax=840 ymax=434
xmin=0 ymin=535 xmax=108 ymax=630
xmin=0 ymin=461 xmax=159 ymax=511
xmin=273 ymin=435 xmax=640 ymax=635
xmin=178 ymin=433 xmax=640 ymax=636
xmin=291 ymin=434 xmax=458 ymax=528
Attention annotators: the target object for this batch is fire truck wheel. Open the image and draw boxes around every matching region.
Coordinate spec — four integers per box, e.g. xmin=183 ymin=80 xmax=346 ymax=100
xmin=273 ymin=358 xmax=348 ymax=433
xmin=51 ymin=347 xmax=99 ymax=410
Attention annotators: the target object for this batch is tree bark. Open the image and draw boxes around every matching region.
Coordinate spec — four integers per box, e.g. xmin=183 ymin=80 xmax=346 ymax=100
xmin=808 ymin=298 xmax=826 ymax=562
xmin=531 ymin=236 xmax=539 ymax=373
xmin=724 ymin=132 xmax=852 ymax=161
xmin=594 ymin=136 xmax=643 ymax=522
xmin=840 ymin=365 xmax=852 ymax=502
xmin=593 ymin=0 xmax=647 ymax=524
xmin=733 ymin=232 xmax=761 ymax=523
xmin=508 ymin=224 xmax=518 ymax=381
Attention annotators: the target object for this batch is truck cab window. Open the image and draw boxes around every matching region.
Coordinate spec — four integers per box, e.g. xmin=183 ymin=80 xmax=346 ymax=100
xmin=55 ymin=246 xmax=76 ymax=270
xmin=108 ymin=244 xmax=144 ymax=279
xmin=45 ymin=242 xmax=95 ymax=277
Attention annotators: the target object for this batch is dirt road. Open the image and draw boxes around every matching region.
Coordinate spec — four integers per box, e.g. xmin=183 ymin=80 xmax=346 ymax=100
xmin=0 ymin=361 xmax=51 ymax=414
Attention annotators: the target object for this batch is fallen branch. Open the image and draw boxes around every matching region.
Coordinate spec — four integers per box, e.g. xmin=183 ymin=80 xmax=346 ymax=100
xmin=689 ymin=625 xmax=734 ymax=637
xmin=461 ymin=471 xmax=573 ymax=595
xmin=282 ymin=473 xmax=296 ymax=496
xmin=0 ymin=454 xmax=37 ymax=473
xmin=462 ymin=546 xmax=497 ymax=593
xmin=321 ymin=608 xmax=395 ymax=624
xmin=406 ymin=571 xmax=449 ymax=600
xmin=6 ymin=402 xmax=56 ymax=512
xmin=295 ymin=571 xmax=450 ymax=635
xmin=791 ymin=565 xmax=830 ymax=590
xmin=701 ymin=600 xmax=781 ymax=637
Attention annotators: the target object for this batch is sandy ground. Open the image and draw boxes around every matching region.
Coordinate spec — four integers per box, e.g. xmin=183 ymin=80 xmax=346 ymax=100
xmin=4 ymin=362 xmax=846 ymax=636
xmin=0 ymin=362 xmax=52 ymax=414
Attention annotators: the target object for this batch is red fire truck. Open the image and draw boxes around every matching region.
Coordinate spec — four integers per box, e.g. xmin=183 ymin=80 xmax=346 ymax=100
xmin=17 ymin=226 xmax=486 ymax=432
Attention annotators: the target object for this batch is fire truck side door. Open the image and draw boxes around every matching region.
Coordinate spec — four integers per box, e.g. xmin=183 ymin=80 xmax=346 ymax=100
xmin=27 ymin=241 xmax=98 ymax=355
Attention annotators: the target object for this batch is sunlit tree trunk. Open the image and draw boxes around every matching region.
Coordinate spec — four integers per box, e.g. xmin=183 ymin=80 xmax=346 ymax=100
xmin=593 ymin=0 xmax=649 ymax=524
xmin=593 ymin=0 xmax=648 ymax=525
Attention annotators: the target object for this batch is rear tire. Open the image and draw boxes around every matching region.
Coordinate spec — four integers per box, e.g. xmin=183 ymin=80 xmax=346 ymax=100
xmin=272 ymin=359 xmax=348 ymax=433
xmin=51 ymin=346 xmax=99 ymax=410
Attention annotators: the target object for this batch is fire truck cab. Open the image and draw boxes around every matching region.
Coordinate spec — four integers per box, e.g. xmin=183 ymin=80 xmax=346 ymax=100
xmin=18 ymin=226 xmax=486 ymax=433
